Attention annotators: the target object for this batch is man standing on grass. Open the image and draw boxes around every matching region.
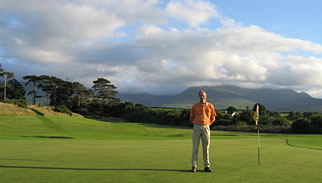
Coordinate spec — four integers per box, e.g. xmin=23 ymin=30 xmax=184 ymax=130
xmin=190 ymin=90 xmax=216 ymax=173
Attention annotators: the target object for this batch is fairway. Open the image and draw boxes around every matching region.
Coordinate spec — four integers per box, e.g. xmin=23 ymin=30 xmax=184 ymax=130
xmin=1 ymin=114 xmax=322 ymax=183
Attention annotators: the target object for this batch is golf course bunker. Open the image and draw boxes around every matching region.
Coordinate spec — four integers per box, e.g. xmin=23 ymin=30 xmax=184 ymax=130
xmin=21 ymin=136 xmax=74 ymax=139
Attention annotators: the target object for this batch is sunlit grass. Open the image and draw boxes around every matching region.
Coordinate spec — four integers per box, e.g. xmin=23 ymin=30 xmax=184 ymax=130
xmin=1 ymin=112 xmax=322 ymax=183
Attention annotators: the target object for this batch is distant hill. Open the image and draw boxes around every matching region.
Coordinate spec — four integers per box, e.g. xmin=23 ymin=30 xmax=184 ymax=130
xmin=117 ymin=85 xmax=322 ymax=112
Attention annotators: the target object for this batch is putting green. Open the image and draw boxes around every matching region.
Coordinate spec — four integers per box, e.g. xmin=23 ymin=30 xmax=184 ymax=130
xmin=0 ymin=114 xmax=322 ymax=183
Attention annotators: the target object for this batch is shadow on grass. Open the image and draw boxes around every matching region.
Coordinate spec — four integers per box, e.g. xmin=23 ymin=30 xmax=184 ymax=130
xmin=0 ymin=159 xmax=44 ymax=162
xmin=20 ymin=135 xmax=74 ymax=139
xmin=285 ymin=139 xmax=322 ymax=150
xmin=31 ymin=109 xmax=68 ymax=133
xmin=0 ymin=165 xmax=189 ymax=172
xmin=31 ymin=108 xmax=45 ymax=116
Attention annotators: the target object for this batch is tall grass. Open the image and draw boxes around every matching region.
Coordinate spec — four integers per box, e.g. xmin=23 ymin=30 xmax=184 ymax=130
xmin=0 ymin=102 xmax=34 ymax=115
xmin=0 ymin=102 xmax=82 ymax=117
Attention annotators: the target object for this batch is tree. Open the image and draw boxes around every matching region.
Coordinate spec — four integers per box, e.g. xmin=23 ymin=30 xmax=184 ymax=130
xmin=0 ymin=64 xmax=3 ymax=99
xmin=310 ymin=113 xmax=322 ymax=128
xmin=72 ymin=82 xmax=87 ymax=109
xmin=272 ymin=117 xmax=290 ymax=126
xmin=287 ymin=111 xmax=303 ymax=121
xmin=38 ymin=75 xmax=53 ymax=105
xmin=6 ymin=79 xmax=26 ymax=99
xmin=38 ymin=75 xmax=61 ymax=106
xmin=92 ymin=78 xmax=118 ymax=103
xmin=38 ymin=75 xmax=73 ymax=107
xmin=53 ymin=78 xmax=73 ymax=107
xmin=215 ymin=110 xmax=234 ymax=126
xmin=23 ymin=75 xmax=41 ymax=105
xmin=84 ymin=89 xmax=95 ymax=105
xmin=0 ymin=68 xmax=14 ymax=100
xmin=252 ymin=103 xmax=266 ymax=116
xmin=238 ymin=109 xmax=254 ymax=125
xmin=226 ymin=106 xmax=238 ymax=115
xmin=291 ymin=119 xmax=311 ymax=133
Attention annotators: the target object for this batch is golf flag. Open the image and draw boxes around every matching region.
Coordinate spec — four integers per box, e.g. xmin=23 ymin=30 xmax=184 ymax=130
xmin=254 ymin=104 xmax=259 ymax=125
xmin=254 ymin=104 xmax=261 ymax=165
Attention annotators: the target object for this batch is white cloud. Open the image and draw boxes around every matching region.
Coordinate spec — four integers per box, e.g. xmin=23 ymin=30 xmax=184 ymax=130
xmin=1 ymin=0 xmax=322 ymax=98
xmin=166 ymin=0 xmax=218 ymax=27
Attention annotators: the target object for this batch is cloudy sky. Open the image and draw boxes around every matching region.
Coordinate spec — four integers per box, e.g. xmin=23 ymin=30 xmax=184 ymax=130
xmin=1 ymin=0 xmax=322 ymax=97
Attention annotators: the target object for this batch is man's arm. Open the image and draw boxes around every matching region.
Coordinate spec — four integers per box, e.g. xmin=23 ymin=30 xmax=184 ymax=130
xmin=210 ymin=117 xmax=215 ymax=124
xmin=210 ymin=104 xmax=216 ymax=124
xmin=190 ymin=117 xmax=194 ymax=123
xmin=211 ymin=117 xmax=215 ymax=123
xmin=190 ymin=105 xmax=195 ymax=123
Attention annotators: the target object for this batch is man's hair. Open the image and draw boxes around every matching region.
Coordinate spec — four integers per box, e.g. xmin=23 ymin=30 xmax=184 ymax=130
xmin=199 ymin=90 xmax=206 ymax=96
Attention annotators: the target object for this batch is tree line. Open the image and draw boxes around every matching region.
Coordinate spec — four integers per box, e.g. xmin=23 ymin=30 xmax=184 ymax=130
xmin=0 ymin=64 xmax=119 ymax=114
xmin=0 ymin=64 xmax=25 ymax=101
xmin=214 ymin=105 xmax=322 ymax=133
xmin=1 ymin=64 xmax=322 ymax=133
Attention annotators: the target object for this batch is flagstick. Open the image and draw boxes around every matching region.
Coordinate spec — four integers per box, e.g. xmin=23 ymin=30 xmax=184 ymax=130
xmin=257 ymin=125 xmax=260 ymax=165
xmin=254 ymin=104 xmax=260 ymax=165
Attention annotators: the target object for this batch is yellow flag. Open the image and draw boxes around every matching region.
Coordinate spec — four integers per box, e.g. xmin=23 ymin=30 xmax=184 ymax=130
xmin=254 ymin=104 xmax=259 ymax=125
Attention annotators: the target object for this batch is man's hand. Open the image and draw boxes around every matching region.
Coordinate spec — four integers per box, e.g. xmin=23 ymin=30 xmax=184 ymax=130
xmin=211 ymin=117 xmax=215 ymax=124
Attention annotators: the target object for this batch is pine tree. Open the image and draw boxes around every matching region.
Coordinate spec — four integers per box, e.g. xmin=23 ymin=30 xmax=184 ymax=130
xmin=92 ymin=78 xmax=118 ymax=103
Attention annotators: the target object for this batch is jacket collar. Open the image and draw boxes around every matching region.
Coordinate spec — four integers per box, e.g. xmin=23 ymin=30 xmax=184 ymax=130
xmin=199 ymin=101 xmax=208 ymax=106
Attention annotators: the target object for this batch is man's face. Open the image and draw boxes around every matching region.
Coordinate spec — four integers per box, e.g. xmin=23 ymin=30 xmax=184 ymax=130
xmin=199 ymin=92 xmax=207 ymax=104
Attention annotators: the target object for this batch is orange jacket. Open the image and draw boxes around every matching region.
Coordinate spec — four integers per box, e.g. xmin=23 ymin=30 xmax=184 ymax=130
xmin=190 ymin=102 xmax=216 ymax=125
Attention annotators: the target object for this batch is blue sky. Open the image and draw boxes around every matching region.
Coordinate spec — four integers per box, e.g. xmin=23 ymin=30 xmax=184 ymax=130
xmin=1 ymin=0 xmax=322 ymax=97
xmin=214 ymin=0 xmax=322 ymax=44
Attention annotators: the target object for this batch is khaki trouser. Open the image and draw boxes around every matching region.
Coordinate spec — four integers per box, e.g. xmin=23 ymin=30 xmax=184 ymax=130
xmin=192 ymin=124 xmax=211 ymax=168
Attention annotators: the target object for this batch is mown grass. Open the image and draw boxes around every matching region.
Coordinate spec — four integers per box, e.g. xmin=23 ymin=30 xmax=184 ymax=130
xmin=1 ymin=111 xmax=322 ymax=183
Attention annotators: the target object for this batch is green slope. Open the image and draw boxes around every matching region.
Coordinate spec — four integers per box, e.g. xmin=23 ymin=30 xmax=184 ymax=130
xmin=1 ymin=114 xmax=322 ymax=183
xmin=0 ymin=114 xmax=194 ymax=140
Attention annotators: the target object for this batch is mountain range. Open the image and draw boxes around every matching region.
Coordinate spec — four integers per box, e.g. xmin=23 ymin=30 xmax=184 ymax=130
xmin=117 ymin=85 xmax=322 ymax=112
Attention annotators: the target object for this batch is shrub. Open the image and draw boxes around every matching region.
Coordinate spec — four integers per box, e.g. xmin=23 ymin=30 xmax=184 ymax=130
xmin=272 ymin=117 xmax=290 ymax=126
xmin=78 ymin=108 xmax=89 ymax=116
xmin=226 ymin=106 xmax=237 ymax=115
xmin=215 ymin=119 xmax=233 ymax=126
xmin=310 ymin=115 xmax=322 ymax=128
xmin=54 ymin=105 xmax=72 ymax=116
xmin=235 ymin=121 xmax=247 ymax=126
xmin=4 ymin=99 xmax=28 ymax=108
xmin=260 ymin=116 xmax=275 ymax=126
xmin=238 ymin=110 xmax=254 ymax=125
xmin=291 ymin=119 xmax=311 ymax=133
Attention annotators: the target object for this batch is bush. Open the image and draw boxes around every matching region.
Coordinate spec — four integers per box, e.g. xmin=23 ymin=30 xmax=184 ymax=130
xmin=226 ymin=106 xmax=237 ymax=115
xmin=215 ymin=119 xmax=234 ymax=126
xmin=260 ymin=116 xmax=275 ymax=126
xmin=54 ymin=105 xmax=72 ymax=116
xmin=272 ymin=117 xmax=291 ymax=126
xmin=291 ymin=119 xmax=311 ymax=133
xmin=238 ymin=110 xmax=254 ymax=125
xmin=4 ymin=99 xmax=28 ymax=108
xmin=78 ymin=108 xmax=89 ymax=116
xmin=310 ymin=114 xmax=322 ymax=128
xmin=235 ymin=121 xmax=248 ymax=126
